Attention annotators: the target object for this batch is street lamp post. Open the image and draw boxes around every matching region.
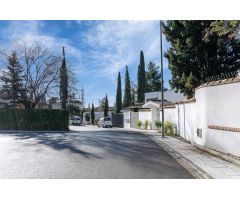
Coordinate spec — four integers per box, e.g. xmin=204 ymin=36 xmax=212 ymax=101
xmin=160 ymin=20 xmax=165 ymax=137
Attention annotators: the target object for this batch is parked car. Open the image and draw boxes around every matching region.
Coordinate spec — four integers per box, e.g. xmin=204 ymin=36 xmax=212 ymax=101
xmin=98 ymin=117 xmax=112 ymax=128
xmin=72 ymin=116 xmax=81 ymax=126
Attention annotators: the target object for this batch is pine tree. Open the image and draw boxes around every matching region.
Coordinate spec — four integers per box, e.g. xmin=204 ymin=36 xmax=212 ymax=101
xmin=146 ymin=61 xmax=161 ymax=92
xmin=59 ymin=47 xmax=68 ymax=110
xmin=209 ymin=21 xmax=240 ymax=37
xmin=90 ymin=103 xmax=95 ymax=125
xmin=104 ymin=94 xmax=109 ymax=117
xmin=0 ymin=51 xmax=24 ymax=108
xmin=123 ymin=66 xmax=131 ymax=108
xmin=163 ymin=20 xmax=240 ymax=98
xmin=115 ymin=72 xmax=122 ymax=113
xmin=137 ymin=50 xmax=146 ymax=103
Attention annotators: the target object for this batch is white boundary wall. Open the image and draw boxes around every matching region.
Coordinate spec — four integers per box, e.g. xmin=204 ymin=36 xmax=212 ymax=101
xmin=161 ymin=80 xmax=240 ymax=156
xmin=123 ymin=111 xmax=139 ymax=129
xmin=139 ymin=111 xmax=152 ymax=129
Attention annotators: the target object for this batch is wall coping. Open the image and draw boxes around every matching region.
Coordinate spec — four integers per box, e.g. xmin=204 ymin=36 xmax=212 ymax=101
xmin=196 ymin=77 xmax=240 ymax=90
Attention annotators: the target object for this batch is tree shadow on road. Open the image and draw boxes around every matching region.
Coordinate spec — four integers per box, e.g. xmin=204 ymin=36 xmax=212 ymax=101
xmin=0 ymin=130 xmax=193 ymax=178
xmin=0 ymin=131 xmax=101 ymax=159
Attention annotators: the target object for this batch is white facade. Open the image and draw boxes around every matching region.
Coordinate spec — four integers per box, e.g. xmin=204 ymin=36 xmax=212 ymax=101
xmin=124 ymin=78 xmax=240 ymax=156
xmin=123 ymin=111 xmax=131 ymax=129
xmin=162 ymin=79 xmax=240 ymax=156
xmin=139 ymin=111 xmax=152 ymax=129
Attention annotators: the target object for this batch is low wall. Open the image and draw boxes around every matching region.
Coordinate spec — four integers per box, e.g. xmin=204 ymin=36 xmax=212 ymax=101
xmin=123 ymin=111 xmax=130 ymax=128
xmin=163 ymin=78 xmax=240 ymax=156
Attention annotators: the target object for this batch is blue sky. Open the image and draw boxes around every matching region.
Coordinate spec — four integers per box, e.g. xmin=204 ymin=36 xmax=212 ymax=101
xmin=0 ymin=20 xmax=171 ymax=106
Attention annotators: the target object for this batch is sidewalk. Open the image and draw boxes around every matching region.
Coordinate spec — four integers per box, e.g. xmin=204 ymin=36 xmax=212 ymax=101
xmin=124 ymin=128 xmax=240 ymax=179
xmin=149 ymin=132 xmax=240 ymax=178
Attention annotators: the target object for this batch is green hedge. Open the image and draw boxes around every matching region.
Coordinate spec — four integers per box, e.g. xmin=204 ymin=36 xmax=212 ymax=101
xmin=0 ymin=109 xmax=69 ymax=131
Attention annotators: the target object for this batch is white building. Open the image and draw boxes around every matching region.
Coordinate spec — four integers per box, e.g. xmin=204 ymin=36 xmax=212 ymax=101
xmin=124 ymin=90 xmax=185 ymax=129
xmin=125 ymin=77 xmax=240 ymax=157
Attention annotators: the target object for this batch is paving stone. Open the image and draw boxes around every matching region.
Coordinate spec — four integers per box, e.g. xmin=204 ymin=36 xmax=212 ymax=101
xmin=145 ymin=131 xmax=240 ymax=179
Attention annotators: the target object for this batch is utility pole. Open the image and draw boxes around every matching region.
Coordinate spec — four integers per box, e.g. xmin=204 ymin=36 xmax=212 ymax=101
xmin=160 ymin=20 xmax=165 ymax=137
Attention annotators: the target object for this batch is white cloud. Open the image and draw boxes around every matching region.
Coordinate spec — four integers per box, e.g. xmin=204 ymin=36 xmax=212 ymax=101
xmin=0 ymin=20 xmax=170 ymax=106
xmin=78 ymin=20 xmax=170 ymax=106
xmin=82 ymin=20 xmax=163 ymax=81
xmin=1 ymin=21 xmax=84 ymax=71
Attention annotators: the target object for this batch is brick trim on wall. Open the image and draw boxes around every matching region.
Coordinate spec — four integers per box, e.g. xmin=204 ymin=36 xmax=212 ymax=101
xmin=208 ymin=125 xmax=240 ymax=133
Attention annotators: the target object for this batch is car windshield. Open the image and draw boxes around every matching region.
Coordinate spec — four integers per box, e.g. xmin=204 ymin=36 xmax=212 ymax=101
xmin=104 ymin=118 xmax=111 ymax=121
xmin=74 ymin=117 xmax=80 ymax=120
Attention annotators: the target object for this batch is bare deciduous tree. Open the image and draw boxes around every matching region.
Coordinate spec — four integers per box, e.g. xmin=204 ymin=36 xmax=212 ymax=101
xmin=1 ymin=42 xmax=79 ymax=109
xmin=20 ymin=42 xmax=61 ymax=108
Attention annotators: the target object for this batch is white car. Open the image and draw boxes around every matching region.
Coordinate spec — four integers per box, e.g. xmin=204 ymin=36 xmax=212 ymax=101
xmin=98 ymin=117 xmax=113 ymax=128
xmin=72 ymin=116 xmax=81 ymax=126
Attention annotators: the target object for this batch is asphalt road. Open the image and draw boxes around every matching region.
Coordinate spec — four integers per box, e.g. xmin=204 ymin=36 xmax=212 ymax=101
xmin=0 ymin=126 xmax=193 ymax=178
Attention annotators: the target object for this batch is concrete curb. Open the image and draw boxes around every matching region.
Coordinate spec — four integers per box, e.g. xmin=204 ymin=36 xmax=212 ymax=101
xmin=193 ymin=142 xmax=240 ymax=168
xmin=143 ymin=133 xmax=212 ymax=179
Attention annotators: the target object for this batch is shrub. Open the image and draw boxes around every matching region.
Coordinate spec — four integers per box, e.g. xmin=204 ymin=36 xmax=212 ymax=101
xmin=144 ymin=120 xmax=149 ymax=130
xmin=0 ymin=109 xmax=69 ymax=131
xmin=155 ymin=120 xmax=162 ymax=132
xmin=137 ymin=120 xmax=142 ymax=129
xmin=164 ymin=121 xmax=175 ymax=136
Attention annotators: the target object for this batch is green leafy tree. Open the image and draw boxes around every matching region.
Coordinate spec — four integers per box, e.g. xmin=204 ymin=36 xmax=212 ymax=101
xmin=67 ymin=104 xmax=80 ymax=116
xmin=0 ymin=51 xmax=24 ymax=108
xmin=115 ymin=72 xmax=122 ymax=113
xmin=59 ymin=47 xmax=68 ymax=110
xmin=123 ymin=66 xmax=131 ymax=108
xmin=104 ymin=94 xmax=109 ymax=117
xmin=146 ymin=61 xmax=161 ymax=92
xmin=90 ymin=103 xmax=95 ymax=125
xmin=163 ymin=20 xmax=240 ymax=98
xmin=137 ymin=50 xmax=146 ymax=103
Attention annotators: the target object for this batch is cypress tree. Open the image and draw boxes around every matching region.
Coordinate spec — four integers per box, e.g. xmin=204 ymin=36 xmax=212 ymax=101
xmin=123 ymin=65 xmax=131 ymax=108
xmin=115 ymin=72 xmax=122 ymax=113
xmin=0 ymin=51 xmax=24 ymax=108
xmin=104 ymin=94 xmax=109 ymax=117
xmin=59 ymin=47 xmax=68 ymax=110
xmin=137 ymin=50 xmax=146 ymax=103
xmin=90 ymin=103 xmax=95 ymax=125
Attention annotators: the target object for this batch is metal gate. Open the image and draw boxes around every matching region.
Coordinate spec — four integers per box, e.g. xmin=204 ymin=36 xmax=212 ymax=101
xmin=111 ymin=113 xmax=124 ymax=128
